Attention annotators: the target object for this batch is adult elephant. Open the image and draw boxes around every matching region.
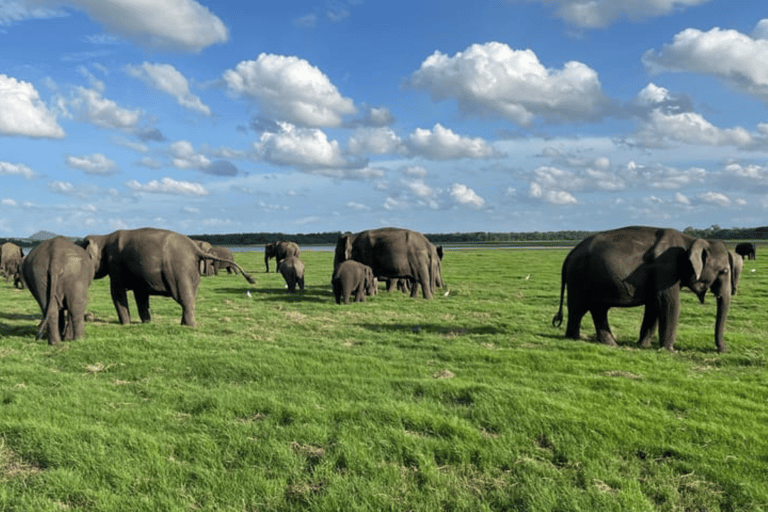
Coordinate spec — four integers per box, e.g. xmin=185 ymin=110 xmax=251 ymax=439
xmin=80 ymin=228 xmax=255 ymax=326
xmin=334 ymin=227 xmax=438 ymax=299
xmin=22 ymin=237 xmax=97 ymax=344
xmin=264 ymin=241 xmax=300 ymax=273
xmin=552 ymin=226 xmax=733 ymax=352
xmin=0 ymin=241 xmax=24 ymax=287
xmin=735 ymin=242 xmax=756 ymax=260
xmin=195 ymin=242 xmax=241 ymax=276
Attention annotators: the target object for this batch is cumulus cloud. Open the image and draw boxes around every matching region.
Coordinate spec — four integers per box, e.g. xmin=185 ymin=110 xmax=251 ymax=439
xmin=0 ymin=161 xmax=36 ymax=179
xmin=223 ymin=54 xmax=356 ymax=127
xmin=168 ymin=140 xmax=241 ymax=176
xmin=66 ymin=153 xmax=118 ymax=175
xmin=450 ymin=183 xmax=486 ymax=208
xmin=698 ymin=191 xmax=731 ymax=207
xmin=22 ymin=0 xmax=228 ymax=51
xmin=126 ymin=62 xmax=210 ymax=115
xmin=630 ymin=83 xmax=753 ymax=148
xmin=68 ymin=84 xmax=142 ymax=131
xmin=406 ymin=124 xmax=501 ymax=160
xmin=509 ymin=0 xmax=712 ymax=29
xmin=643 ymin=24 xmax=768 ymax=103
xmin=126 ymin=177 xmax=208 ymax=196
xmin=0 ymin=75 xmax=64 ymax=138
xmin=254 ymin=122 xmax=348 ymax=169
xmin=408 ymin=42 xmax=610 ymax=125
xmin=636 ymin=109 xmax=753 ymax=148
xmin=347 ymin=127 xmax=405 ymax=156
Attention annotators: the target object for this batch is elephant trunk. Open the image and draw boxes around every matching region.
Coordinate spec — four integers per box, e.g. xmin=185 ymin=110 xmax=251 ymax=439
xmin=714 ymin=292 xmax=730 ymax=353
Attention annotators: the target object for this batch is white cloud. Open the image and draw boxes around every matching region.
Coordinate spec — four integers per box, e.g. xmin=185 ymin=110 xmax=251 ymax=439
xmin=675 ymin=192 xmax=691 ymax=206
xmin=347 ymin=127 xmax=405 ymax=156
xmin=69 ymin=85 xmax=142 ymax=131
xmin=223 ymin=54 xmax=356 ymax=127
xmin=511 ymin=0 xmax=713 ymax=28
xmin=0 ymin=75 xmax=64 ymax=138
xmin=126 ymin=177 xmax=208 ymax=196
xmin=409 ymin=42 xmax=609 ymax=125
xmin=170 ymin=140 xmax=211 ymax=170
xmin=66 ymin=153 xmax=118 ymax=175
xmin=529 ymin=182 xmax=578 ymax=205
xmin=450 ymin=183 xmax=485 ymax=208
xmin=23 ymin=0 xmax=228 ymax=52
xmin=0 ymin=1 xmax=65 ymax=25
xmin=636 ymin=109 xmax=753 ymax=148
xmin=0 ymin=161 xmax=36 ymax=179
xmin=698 ymin=191 xmax=731 ymax=206
xmin=643 ymin=25 xmax=768 ymax=102
xmin=126 ymin=62 xmax=210 ymax=115
xmin=406 ymin=123 xmax=500 ymax=160
xmin=254 ymin=122 xmax=347 ymax=169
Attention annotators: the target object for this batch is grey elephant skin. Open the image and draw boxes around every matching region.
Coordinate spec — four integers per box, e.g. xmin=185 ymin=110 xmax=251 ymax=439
xmin=22 ymin=237 xmax=97 ymax=344
xmin=332 ymin=260 xmax=377 ymax=304
xmin=334 ymin=227 xmax=441 ymax=299
xmin=728 ymin=250 xmax=743 ymax=296
xmin=195 ymin=242 xmax=240 ymax=276
xmin=80 ymin=228 xmax=255 ymax=326
xmin=264 ymin=241 xmax=300 ymax=273
xmin=0 ymin=241 xmax=24 ymax=288
xmin=277 ymin=255 xmax=305 ymax=293
xmin=552 ymin=226 xmax=733 ymax=352
xmin=735 ymin=242 xmax=756 ymax=260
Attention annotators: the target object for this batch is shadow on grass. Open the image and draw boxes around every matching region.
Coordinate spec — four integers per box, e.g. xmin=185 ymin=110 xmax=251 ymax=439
xmin=213 ymin=286 xmax=334 ymax=303
xmin=356 ymin=323 xmax=502 ymax=336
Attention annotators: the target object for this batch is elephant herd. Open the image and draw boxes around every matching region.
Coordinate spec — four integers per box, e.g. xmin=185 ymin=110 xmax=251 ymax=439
xmin=1 ymin=225 xmax=757 ymax=353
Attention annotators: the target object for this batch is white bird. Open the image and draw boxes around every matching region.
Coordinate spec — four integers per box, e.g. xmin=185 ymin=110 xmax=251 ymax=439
xmin=247 ymin=291 xmax=252 ymax=298
xmin=525 ymin=274 xmax=531 ymax=280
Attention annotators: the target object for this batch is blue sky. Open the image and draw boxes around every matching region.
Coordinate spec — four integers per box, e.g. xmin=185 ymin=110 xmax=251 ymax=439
xmin=2 ymin=0 xmax=768 ymax=238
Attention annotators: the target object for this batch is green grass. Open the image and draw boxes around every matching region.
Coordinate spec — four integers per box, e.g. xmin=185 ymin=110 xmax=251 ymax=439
xmin=1 ymin=249 xmax=767 ymax=511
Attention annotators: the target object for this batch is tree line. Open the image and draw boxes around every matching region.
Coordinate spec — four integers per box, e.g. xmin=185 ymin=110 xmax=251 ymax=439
xmin=3 ymin=225 xmax=766 ymax=250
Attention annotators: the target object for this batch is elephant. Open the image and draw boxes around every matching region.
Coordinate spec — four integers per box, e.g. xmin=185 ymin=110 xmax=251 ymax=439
xmin=277 ymin=255 xmax=305 ymax=293
xmin=196 ymin=242 xmax=241 ymax=276
xmin=552 ymin=226 xmax=733 ymax=352
xmin=80 ymin=228 xmax=255 ymax=326
xmin=22 ymin=237 xmax=98 ymax=344
xmin=264 ymin=241 xmax=300 ymax=273
xmin=333 ymin=228 xmax=440 ymax=299
xmin=729 ymin=250 xmax=744 ymax=295
xmin=1 ymin=241 xmax=24 ymax=287
xmin=385 ymin=244 xmax=443 ymax=294
xmin=332 ymin=260 xmax=377 ymax=304
xmin=735 ymin=242 xmax=756 ymax=260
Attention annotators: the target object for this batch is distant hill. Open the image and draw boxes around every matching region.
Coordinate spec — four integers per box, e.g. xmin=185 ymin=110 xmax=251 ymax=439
xmin=29 ymin=230 xmax=60 ymax=241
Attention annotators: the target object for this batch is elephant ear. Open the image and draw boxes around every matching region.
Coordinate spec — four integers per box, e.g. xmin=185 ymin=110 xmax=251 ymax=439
xmin=688 ymin=238 xmax=709 ymax=281
xmin=84 ymin=238 xmax=99 ymax=261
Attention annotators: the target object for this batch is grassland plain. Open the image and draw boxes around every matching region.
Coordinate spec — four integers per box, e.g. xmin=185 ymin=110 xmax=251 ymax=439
xmin=0 ymin=247 xmax=766 ymax=511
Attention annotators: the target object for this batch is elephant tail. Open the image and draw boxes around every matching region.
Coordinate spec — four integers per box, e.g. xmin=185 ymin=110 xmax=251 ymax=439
xmin=37 ymin=269 xmax=60 ymax=340
xmin=552 ymin=258 xmax=567 ymax=328
xmin=194 ymin=249 xmax=256 ymax=285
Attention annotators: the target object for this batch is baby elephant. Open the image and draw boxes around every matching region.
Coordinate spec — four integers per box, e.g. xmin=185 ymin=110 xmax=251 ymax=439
xmin=332 ymin=260 xmax=377 ymax=304
xmin=277 ymin=256 xmax=305 ymax=293
xmin=22 ymin=237 xmax=98 ymax=344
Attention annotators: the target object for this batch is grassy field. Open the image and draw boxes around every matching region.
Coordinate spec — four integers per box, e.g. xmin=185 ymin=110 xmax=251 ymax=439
xmin=0 ymin=248 xmax=766 ymax=511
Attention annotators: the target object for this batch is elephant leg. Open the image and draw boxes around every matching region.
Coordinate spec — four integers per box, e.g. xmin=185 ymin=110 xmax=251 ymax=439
xmin=46 ymin=308 xmax=62 ymax=345
xmin=638 ymin=304 xmax=658 ymax=348
xmin=590 ymin=306 xmax=617 ymax=346
xmin=564 ymin=301 xmax=587 ymax=340
xmin=134 ymin=290 xmax=152 ymax=323
xmin=110 ymin=279 xmax=132 ymax=325
xmin=657 ymin=288 xmax=680 ymax=351
xmin=176 ymin=288 xmax=197 ymax=327
xmin=355 ymin=284 xmax=366 ymax=302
